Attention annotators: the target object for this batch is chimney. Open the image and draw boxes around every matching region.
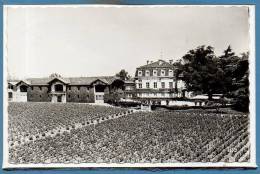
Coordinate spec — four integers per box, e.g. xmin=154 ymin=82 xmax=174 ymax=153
xmin=169 ymin=59 xmax=173 ymax=64
xmin=147 ymin=60 xmax=149 ymax=65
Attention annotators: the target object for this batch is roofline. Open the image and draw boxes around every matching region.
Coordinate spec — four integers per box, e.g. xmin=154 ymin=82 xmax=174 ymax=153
xmin=15 ymin=80 xmax=30 ymax=86
xmin=47 ymin=77 xmax=70 ymax=84
xmin=90 ymin=78 xmax=109 ymax=85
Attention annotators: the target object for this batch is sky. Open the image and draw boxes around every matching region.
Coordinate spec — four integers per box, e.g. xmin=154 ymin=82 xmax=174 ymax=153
xmin=5 ymin=5 xmax=251 ymax=79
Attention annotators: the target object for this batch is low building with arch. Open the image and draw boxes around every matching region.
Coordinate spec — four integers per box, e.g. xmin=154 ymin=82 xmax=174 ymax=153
xmin=7 ymin=75 xmax=125 ymax=104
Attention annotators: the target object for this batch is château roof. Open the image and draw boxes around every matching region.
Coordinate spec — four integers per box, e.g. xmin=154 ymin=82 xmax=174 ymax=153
xmin=137 ymin=59 xmax=174 ymax=69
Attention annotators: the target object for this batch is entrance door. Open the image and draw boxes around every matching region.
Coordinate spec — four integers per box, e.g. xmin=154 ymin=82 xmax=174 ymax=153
xmin=57 ymin=95 xmax=62 ymax=102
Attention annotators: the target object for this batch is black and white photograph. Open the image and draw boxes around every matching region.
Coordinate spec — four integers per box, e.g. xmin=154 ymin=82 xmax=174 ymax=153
xmin=3 ymin=5 xmax=256 ymax=168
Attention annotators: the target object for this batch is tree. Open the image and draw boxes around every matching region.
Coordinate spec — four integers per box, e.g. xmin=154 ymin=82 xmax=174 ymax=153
xmin=172 ymin=60 xmax=184 ymax=93
xmin=218 ymin=45 xmax=240 ymax=95
xmin=49 ymin=73 xmax=62 ymax=78
xmin=115 ymin=69 xmax=131 ymax=81
xmin=181 ymin=45 xmax=224 ymax=99
xmin=231 ymin=52 xmax=249 ymax=112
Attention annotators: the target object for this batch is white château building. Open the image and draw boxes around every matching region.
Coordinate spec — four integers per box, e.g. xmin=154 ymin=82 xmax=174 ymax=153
xmin=134 ymin=59 xmax=191 ymax=105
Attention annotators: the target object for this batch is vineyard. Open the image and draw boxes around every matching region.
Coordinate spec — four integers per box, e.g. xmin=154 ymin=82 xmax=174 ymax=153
xmin=8 ymin=102 xmax=250 ymax=164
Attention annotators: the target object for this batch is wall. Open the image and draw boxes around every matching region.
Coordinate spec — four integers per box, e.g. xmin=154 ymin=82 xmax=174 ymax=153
xmin=136 ymin=78 xmax=176 ymax=89
xmin=27 ymin=86 xmax=51 ymax=102
xmin=66 ymin=85 xmax=95 ymax=103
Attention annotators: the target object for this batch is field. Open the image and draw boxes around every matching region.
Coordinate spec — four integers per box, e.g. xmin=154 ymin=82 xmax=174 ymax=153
xmin=8 ymin=102 xmax=250 ymax=164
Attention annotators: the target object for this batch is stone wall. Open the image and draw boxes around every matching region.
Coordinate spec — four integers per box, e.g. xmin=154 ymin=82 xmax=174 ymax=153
xmin=27 ymin=86 xmax=51 ymax=102
xmin=24 ymin=84 xmax=124 ymax=103
xmin=66 ymin=85 xmax=95 ymax=103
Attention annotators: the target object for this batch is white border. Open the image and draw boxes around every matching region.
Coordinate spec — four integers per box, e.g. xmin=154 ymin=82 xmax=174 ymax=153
xmin=248 ymin=4 xmax=256 ymax=166
xmin=2 ymin=4 xmax=257 ymax=169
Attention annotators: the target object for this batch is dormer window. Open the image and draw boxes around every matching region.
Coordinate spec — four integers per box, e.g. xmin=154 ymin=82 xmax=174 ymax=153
xmin=145 ymin=70 xmax=150 ymax=77
xmin=153 ymin=70 xmax=157 ymax=76
xmin=161 ymin=69 xmax=165 ymax=76
xmin=169 ymin=70 xmax=173 ymax=76
xmin=138 ymin=70 xmax=142 ymax=77
xmin=158 ymin=60 xmax=163 ymax=65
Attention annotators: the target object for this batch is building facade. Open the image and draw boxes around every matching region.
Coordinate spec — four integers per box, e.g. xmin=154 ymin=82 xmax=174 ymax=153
xmin=134 ymin=59 xmax=190 ymax=105
xmin=8 ymin=75 xmax=124 ymax=104
xmin=123 ymin=80 xmax=136 ymax=99
xmin=7 ymin=59 xmax=197 ymax=106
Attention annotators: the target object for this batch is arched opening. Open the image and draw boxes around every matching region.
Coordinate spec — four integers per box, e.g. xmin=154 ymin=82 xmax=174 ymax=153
xmin=20 ymin=85 xmax=28 ymax=92
xmin=57 ymin=95 xmax=62 ymax=102
xmin=55 ymin=84 xmax=63 ymax=92
xmin=95 ymin=85 xmax=106 ymax=92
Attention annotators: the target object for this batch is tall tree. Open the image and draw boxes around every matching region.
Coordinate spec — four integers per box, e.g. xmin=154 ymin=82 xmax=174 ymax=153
xmin=181 ymin=45 xmax=223 ymax=99
xmin=172 ymin=60 xmax=184 ymax=93
xmin=115 ymin=69 xmax=131 ymax=81
xmin=231 ymin=52 xmax=249 ymax=112
xmin=218 ymin=45 xmax=240 ymax=95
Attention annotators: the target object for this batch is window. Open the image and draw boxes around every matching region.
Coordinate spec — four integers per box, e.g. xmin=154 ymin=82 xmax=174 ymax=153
xmin=31 ymin=87 xmax=34 ymax=90
xmin=39 ymin=86 xmax=42 ymax=90
xmin=8 ymin=92 xmax=12 ymax=99
xmin=68 ymin=95 xmax=71 ymax=98
xmin=153 ymin=70 xmax=157 ymax=76
xmin=138 ymin=84 xmax=142 ymax=89
xmin=145 ymin=70 xmax=150 ymax=77
xmin=154 ymin=82 xmax=157 ymax=88
xmin=68 ymin=86 xmax=71 ymax=90
xmin=169 ymin=70 xmax=173 ymax=76
xmin=77 ymin=95 xmax=80 ymax=98
xmin=55 ymin=84 xmax=63 ymax=92
xmin=146 ymin=82 xmax=150 ymax=88
xmin=169 ymin=82 xmax=173 ymax=89
xmin=8 ymin=84 xmax=13 ymax=89
xmin=138 ymin=70 xmax=142 ymax=77
xmin=20 ymin=85 xmax=28 ymax=92
xmin=161 ymin=82 xmax=165 ymax=89
xmin=161 ymin=70 xmax=165 ymax=76
xmin=39 ymin=95 xmax=42 ymax=98
xmin=77 ymin=86 xmax=80 ymax=90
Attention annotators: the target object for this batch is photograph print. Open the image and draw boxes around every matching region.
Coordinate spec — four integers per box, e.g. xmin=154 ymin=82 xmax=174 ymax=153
xmin=3 ymin=5 xmax=256 ymax=168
